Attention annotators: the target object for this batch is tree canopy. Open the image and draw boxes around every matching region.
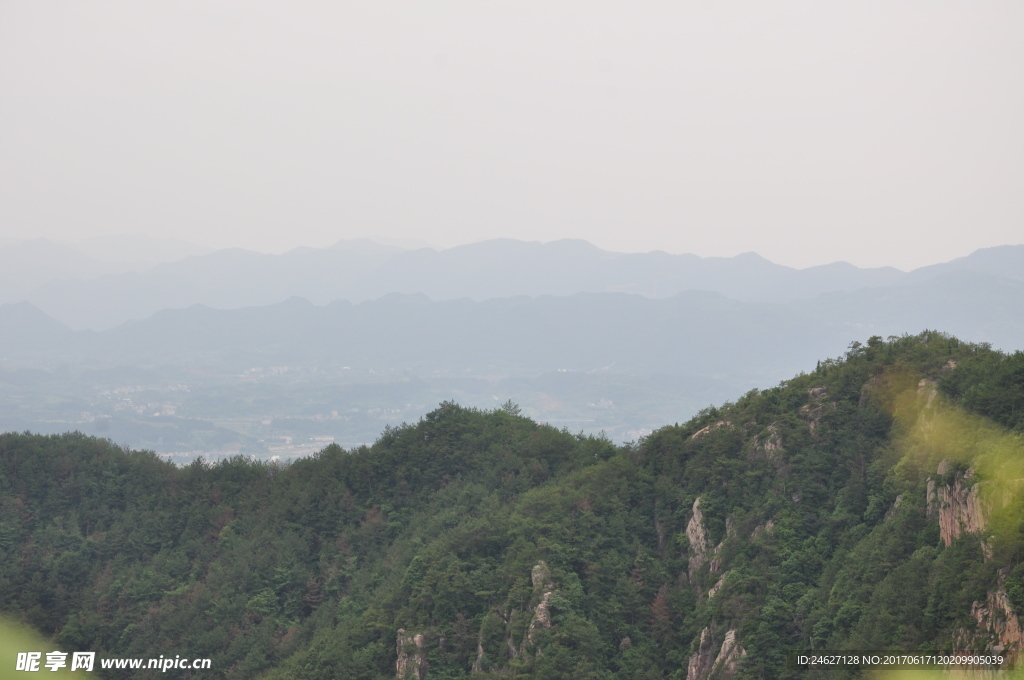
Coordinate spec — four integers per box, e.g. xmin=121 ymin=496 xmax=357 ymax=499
xmin=2 ymin=331 xmax=1023 ymax=679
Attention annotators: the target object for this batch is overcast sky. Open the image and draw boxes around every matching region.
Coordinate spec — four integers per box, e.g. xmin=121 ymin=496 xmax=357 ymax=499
xmin=1 ymin=1 xmax=1022 ymax=269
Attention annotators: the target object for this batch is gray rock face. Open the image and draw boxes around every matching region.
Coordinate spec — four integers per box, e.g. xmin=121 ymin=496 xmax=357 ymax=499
xmin=686 ymin=499 xmax=710 ymax=580
xmin=686 ymin=627 xmax=746 ymax=680
xmin=525 ymin=561 xmax=555 ymax=648
xmin=396 ymin=629 xmax=427 ymax=680
xmin=686 ymin=627 xmax=716 ymax=680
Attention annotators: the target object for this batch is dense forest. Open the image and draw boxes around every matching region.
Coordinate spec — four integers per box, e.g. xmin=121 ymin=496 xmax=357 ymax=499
xmin=2 ymin=331 xmax=1023 ymax=679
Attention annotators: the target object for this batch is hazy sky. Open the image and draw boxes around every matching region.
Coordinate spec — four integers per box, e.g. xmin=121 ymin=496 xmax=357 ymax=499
xmin=2 ymin=1 xmax=1022 ymax=270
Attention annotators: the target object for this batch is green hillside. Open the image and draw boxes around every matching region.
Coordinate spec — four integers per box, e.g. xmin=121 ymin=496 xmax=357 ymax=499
xmin=1 ymin=331 xmax=1023 ymax=679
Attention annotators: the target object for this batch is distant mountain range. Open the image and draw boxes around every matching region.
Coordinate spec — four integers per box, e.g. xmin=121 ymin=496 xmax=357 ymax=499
xmin=2 ymin=236 xmax=1021 ymax=331
xmin=3 ymin=266 xmax=1022 ymax=375
xmin=0 ymin=235 xmax=211 ymax=305
xmin=1 ymin=237 xmax=1021 ymax=454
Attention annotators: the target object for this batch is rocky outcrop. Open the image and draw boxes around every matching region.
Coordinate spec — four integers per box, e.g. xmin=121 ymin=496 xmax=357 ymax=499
xmin=927 ymin=464 xmax=985 ymax=547
xmin=971 ymin=585 xmax=1024 ymax=657
xmin=471 ymin=640 xmax=484 ymax=674
xmin=688 ymin=498 xmax=733 ymax=580
xmin=526 ymin=592 xmax=552 ymax=645
xmin=396 ymin=629 xmax=427 ymax=680
xmin=957 ymin=570 xmax=1024 ymax=663
xmin=799 ymin=387 xmax=834 ymax=434
xmin=751 ymin=423 xmax=783 ymax=461
xmin=709 ymin=518 xmax=733 ymax=574
xmin=472 ymin=611 xmax=498 ymax=673
xmin=713 ymin=630 xmax=746 ymax=677
xmin=750 ymin=520 xmax=775 ymax=544
xmin=708 ymin=571 xmax=728 ymax=600
xmin=524 ymin=561 xmax=555 ymax=649
xmin=687 ymin=499 xmax=711 ymax=579
xmin=691 ymin=421 xmax=732 ymax=442
xmin=531 ymin=561 xmax=553 ymax=590
xmin=686 ymin=627 xmax=716 ymax=680
xmin=686 ymin=627 xmax=746 ymax=680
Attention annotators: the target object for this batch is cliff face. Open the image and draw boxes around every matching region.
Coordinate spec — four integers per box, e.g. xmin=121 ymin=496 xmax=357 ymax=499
xmin=686 ymin=627 xmax=715 ymax=680
xmin=684 ymin=498 xmax=745 ymax=678
xmin=971 ymin=584 xmax=1024 ymax=657
xmin=937 ymin=472 xmax=985 ymax=548
xmin=927 ymin=463 xmax=986 ymax=547
xmin=955 ymin=567 xmax=1024 ymax=667
xmin=713 ymin=630 xmax=746 ymax=678
xmin=687 ymin=497 xmax=732 ymax=582
xmin=687 ymin=498 xmax=710 ymax=580
xmin=522 ymin=561 xmax=554 ymax=650
xmin=395 ymin=629 xmax=427 ymax=680
xmin=686 ymin=627 xmax=746 ymax=680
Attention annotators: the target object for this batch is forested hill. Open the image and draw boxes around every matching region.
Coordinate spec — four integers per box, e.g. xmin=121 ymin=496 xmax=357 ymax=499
xmin=2 ymin=332 xmax=1024 ymax=680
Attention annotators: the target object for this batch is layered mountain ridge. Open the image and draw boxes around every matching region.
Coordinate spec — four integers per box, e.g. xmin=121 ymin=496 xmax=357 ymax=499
xmin=2 ymin=245 xmax=1022 ymax=454
xmin=3 ymin=237 xmax=1021 ymax=331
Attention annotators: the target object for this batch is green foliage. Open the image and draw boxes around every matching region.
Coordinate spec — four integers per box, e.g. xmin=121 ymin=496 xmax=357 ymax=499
xmin=1 ymin=332 xmax=1022 ymax=678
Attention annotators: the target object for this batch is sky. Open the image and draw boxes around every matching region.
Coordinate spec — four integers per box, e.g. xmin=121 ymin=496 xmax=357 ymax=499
xmin=1 ymin=1 xmax=1022 ymax=270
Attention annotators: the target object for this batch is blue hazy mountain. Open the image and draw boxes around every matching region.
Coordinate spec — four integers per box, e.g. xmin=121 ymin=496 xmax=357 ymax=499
xmin=12 ymin=238 xmax=1017 ymax=330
